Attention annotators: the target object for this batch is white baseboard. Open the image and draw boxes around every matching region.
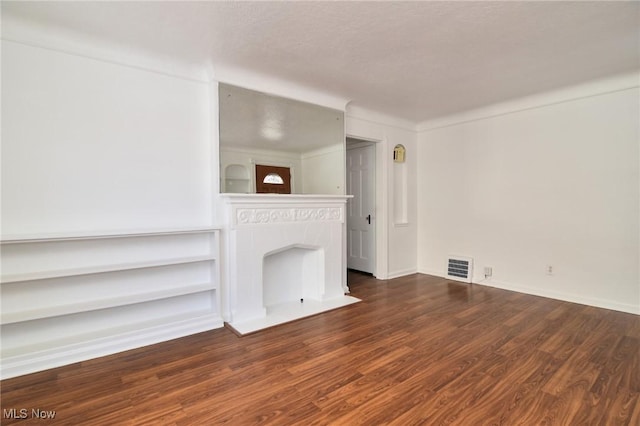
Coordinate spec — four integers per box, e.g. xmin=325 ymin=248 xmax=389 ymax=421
xmin=1 ymin=313 xmax=223 ymax=380
xmin=417 ymin=268 xmax=442 ymax=277
xmin=474 ymin=278 xmax=639 ymax=315
xmin=417 ymin=269 xmax=639 ymax=315
xmin=387 ymin=268 xmax=418 ymax=279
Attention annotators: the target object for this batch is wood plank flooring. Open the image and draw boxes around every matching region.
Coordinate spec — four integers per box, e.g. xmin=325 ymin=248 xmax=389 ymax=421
xmin=2 ymin=272 xmax=639 ymax=425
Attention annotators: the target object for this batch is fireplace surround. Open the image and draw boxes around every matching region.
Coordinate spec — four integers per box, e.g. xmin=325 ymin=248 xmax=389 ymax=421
xmin=216 ymin=194 xmax=359 ymax=334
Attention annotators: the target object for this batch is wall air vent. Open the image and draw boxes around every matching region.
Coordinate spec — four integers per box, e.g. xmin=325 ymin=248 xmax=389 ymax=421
xmin=446 ymin=256 xmax=473 ymax=283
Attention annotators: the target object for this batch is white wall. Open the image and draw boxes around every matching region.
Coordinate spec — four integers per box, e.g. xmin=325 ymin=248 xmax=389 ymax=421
xmin=1 ymin=40 xmax=213 ymax=236
xmin=417 ymin=75 xmax=640 ymax=314
xmin=346 ymin=106 xmax=418 ymax=279
xmin=301 ymin=144 xmax=345 ymax=195
xmin=1 ymin=38 xmax=222 ymax=378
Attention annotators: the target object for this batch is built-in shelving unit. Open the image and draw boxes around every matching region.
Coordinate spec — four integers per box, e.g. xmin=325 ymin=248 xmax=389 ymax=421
xmin=1 ymin=254 xmax=215 ymax=284
xmin=1 ymin=228 xmax=222 ymax=379
xmin=223 ymin=164 xmax=250 ymax=193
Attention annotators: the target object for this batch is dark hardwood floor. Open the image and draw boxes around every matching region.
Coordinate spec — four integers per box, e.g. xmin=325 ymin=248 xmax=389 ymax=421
xmin=2 ymin=272 xmax=639 ymax=425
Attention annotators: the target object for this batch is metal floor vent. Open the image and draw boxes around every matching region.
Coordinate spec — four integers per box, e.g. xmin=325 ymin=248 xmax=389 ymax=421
xmin=446 ymin=256 xmax=473 ymax=283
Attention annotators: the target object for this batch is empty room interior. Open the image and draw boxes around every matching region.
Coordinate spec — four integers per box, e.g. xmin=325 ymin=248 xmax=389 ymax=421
xmin=1 ymin=1 xmax=639 ymax=424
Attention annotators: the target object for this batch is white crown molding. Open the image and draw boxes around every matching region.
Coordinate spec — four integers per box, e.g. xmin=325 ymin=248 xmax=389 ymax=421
xmin=2 ymin=12 xmax=211 ymax=83
xmin=417 ymin=71 xmax=640 ymax=132
xmin=346 ymin=104 xmax=419 ymax=133
xmin=300 ymin=143 xmax=344 ymax=159
xmin=220 ymin=145 xmax=302 ymax=160
xmin=213 ymin=64 xmax=349 ymax=112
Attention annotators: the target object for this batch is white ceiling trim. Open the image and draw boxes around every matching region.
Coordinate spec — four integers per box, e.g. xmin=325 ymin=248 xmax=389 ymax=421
xmin=418 ymin=71 xmax=640 ymax=132
xmin=346 ymin=105 xmax=418 ymax=133
xmin=214 ymin=64 xmax=349 ymax=112
xmin=1 ymin=11 xmax=212 ymax=83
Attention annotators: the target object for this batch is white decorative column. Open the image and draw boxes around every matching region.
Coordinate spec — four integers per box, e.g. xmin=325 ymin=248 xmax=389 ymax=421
xmin=216 ymin=194 xmax=359 ymax=334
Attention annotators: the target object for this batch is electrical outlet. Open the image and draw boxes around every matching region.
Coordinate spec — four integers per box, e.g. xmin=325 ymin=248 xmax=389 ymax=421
xmin=484 ymin=266 xmax=493 ymax=278
xmin=546 ymin=265 xmax=553 ymax=275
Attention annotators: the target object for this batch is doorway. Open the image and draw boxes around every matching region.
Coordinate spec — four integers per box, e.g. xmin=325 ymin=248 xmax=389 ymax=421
xmin=346 ymin=139 xmax=376 ymax=274
xmin=255 ymin=164 xmax=291 ymax=194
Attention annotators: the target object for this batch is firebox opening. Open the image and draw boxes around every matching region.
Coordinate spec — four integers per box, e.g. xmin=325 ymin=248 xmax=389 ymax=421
xmin=263 ymin=245 xmax=324 ymax=310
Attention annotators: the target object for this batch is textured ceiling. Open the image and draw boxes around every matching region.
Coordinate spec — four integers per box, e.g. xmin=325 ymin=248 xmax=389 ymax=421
xmin=3 ymin=1 xmax=639 ymax=123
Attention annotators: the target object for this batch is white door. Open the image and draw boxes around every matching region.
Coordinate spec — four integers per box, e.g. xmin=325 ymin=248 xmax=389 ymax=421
xmin=346 ymin=142 xmax=375 ymax=273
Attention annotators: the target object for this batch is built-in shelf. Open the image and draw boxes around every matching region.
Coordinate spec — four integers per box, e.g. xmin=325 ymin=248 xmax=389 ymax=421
xmin=0 ymin=228 xmax=222 ymax=380
xmin=1 ymin=283 xmax=215 ymax=325
xmin=224 ymin=178 xmax=250 ymax=193
xmin=0 ymin=227 xmax=219 ymax=244
xmin=1 ymin=255 xmax=215 ymax=283
xmin=1 ymin=308 xmax=218 ymax=362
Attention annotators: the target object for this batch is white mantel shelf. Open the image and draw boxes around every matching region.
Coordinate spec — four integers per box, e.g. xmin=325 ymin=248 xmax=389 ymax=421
xmin=218 ymin=194 xmax=352 ymax=229
xmin=218 ymin=193 xmax=352 ymax=204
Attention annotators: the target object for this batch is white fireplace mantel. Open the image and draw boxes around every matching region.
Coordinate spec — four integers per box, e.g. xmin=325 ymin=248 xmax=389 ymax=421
xmin=216 ymin=194 xmax=358 ymax=334
xmin=218 ymin=193 xmax=352 ymax=207
xmin=220 ymin=193 xmax=351 ymax=226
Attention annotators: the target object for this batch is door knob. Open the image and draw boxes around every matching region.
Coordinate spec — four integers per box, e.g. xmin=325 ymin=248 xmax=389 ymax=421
xmin=366 ymin=214 xmax=371 ymax=224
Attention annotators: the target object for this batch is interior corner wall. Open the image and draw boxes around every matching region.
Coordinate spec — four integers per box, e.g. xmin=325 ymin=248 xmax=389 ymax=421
xmin=346 ymin=109 xmax=418 ymax=279
xmin=1 ymin=40 xmax=213 ymax=235
xmin=417 ymin=84 xmax=640 ymax=314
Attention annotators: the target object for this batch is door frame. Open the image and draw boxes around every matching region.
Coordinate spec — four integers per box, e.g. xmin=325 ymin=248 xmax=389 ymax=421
xmin=346 ymin=136 xmax=385 ymax=278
